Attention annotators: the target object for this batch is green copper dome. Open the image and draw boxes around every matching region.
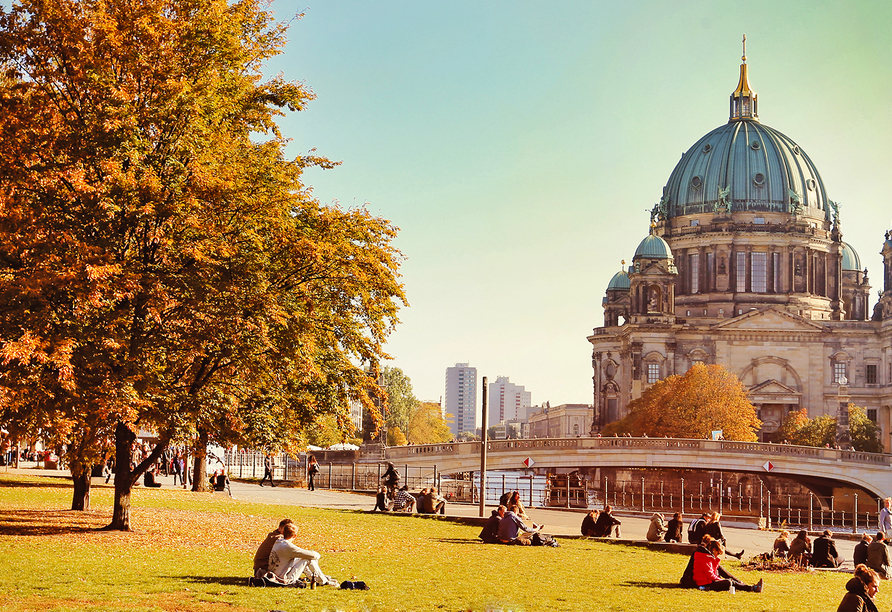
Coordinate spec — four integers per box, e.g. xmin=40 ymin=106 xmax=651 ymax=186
xmin=841 ymin=242 xmax=861 ymax=272
xmin=607 ymin=270 xmax=631 ymax=290
xmin=634 ymin=234 xmax=673 ymax=260
xmin=659 ymin=52 xmax=829 ymax=224
xmin=661 ymin=121 xmax=829 ymax=222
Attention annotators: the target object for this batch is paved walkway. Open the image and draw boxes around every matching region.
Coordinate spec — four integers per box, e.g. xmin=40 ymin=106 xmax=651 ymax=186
xmin=4 ymin=466 xmax=863 ymax=568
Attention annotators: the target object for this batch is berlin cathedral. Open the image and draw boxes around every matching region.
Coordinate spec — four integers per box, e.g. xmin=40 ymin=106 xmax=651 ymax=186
xmin=589 ymin=44 xmax=892 ymax=450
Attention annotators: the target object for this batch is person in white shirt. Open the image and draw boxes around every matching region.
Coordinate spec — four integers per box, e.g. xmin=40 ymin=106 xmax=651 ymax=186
xmin=266 ymin=523 xmax=338 ymax=587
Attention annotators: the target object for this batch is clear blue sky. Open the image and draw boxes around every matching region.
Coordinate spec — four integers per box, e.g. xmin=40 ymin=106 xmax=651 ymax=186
xmin=266 ymin=0 xmax=892 ymax=424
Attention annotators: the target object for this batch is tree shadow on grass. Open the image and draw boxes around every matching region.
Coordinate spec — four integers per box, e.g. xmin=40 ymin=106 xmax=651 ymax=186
xmin=436 ymin=538 xmax=484 ymax=545
xmin=0 ymin=479 xmax=72 ymax=489
xmin=621 ymin=581 xmax=685 ymax=589
xmin=0 ymin=509 xmax=107 ymax=536
xmin=176 ymin=575 xmax=248 ymax=587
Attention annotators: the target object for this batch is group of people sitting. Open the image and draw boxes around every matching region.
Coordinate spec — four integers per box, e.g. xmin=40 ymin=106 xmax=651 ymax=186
xmin=853 ymin=532 xmax=892 ymax=579
xmin=372 ymin=485 xmax=447 ymax=514
xmin=478 ymin=490 xmax=545 ymax=545
xmin=248 ymin=518 xmax=339 ymax=588
xmin=580 ymin=505 xmax=622 ymax=538
xmin=772 ymin=529 xmax=845 ymax=568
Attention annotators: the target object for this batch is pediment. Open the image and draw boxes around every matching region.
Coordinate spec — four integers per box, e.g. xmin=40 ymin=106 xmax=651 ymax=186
xmin=749 ymin=379 xmax=800 ymax=396
xmin=713 ymin=307 xmax=825 ymax=332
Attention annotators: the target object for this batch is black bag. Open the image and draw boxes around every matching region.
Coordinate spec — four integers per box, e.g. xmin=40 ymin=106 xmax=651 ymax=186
xmin=340 ymin=581 xmax=370 ymax=590
xmin=531 ymin=532 xmax=559 ymax=547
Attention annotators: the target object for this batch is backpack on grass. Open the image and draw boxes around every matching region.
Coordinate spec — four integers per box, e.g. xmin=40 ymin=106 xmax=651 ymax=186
xmin=531 ymin=532 xmax=559 ymax=547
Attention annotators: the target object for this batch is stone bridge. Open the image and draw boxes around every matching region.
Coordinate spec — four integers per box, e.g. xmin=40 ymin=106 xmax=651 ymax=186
xmin=384 ymin=437 xmax=892 ymax=499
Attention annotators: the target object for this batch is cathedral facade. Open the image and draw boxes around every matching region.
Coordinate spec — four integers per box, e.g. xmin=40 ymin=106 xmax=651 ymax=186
xmin=588 ymin=47 xmax=892 ymax=449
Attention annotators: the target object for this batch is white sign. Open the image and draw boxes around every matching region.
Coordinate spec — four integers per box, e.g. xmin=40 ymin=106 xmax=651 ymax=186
xmin=762 ymin=461 xmax=775 ymax=472
xmin=523 ymin=457 xmax=535 ymax=468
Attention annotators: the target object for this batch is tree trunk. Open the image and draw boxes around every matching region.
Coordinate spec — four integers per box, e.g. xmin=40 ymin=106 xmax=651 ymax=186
xmin=70 ymin=464 xmax=92 ymax=511
xmin=191 ymin=427 xmax=210 ymax=492
xmin=104 ymin=422 xmax=169 ymax=531
xmin=105 ymin=422 xmax=137 ymax=531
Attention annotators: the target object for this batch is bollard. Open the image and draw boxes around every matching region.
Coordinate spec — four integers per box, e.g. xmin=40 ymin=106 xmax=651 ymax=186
xmin=681 ymin=478 xmax=685 ymax=514
xmin=854 ymin=494 xmax=858 ymax=534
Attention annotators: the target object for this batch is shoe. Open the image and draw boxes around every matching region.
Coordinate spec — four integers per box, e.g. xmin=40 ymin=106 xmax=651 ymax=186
xmin=733 ymin=549 xmax=745 ymax=559
xmin=753 ymin=579 xmax=763 ymax=593
xmin=326 ymin=576 xmax=339 ymax=587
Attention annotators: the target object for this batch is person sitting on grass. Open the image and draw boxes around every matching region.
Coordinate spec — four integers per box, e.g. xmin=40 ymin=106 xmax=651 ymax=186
xmin=263 ymin=523 xmax=338 ymax=587
xmin=143 ymin=466 xmax=162 ymax=488
xmin=581 ymin=509 xmax=600 ymax=537
xmin=372 ymin=486 xmax=391 ymax=512
xmin=813 ymin=530 xmax=844 ymax=568
xmin=866 ymin=531 xmax=890 ymax=578
xmin=392 ymin=485 xmax=416 ymax=513
xmin=479 ymin=505 xmax=505 ymax=543
xmin=693 ymin=539 xmax=763 ymax=593
xmin=789 ymin=529 xmax=812 ymax=565
xmin=252 ymin=518 xmax=292 ymax=580
xmin=838 ymin=564 xmax=880 ymax=612
xmin=498 ymin=507 xmax=541 ymax=545
xmin=773 ymin=530 xmax=791 ymax=559
xmin=419 ymin=487 xmax=447 ymax=515
xmin=704 ymin=512 xmax=744 ymax=559
xmin=854 ymin=533 xmax=873 ymax=568
xmin=593 ymin=505 xmax=621 ymax=538
xmin=665 ymin=511 xmax=684 ymax=543
xmin=646 ymin=512 xmax=667 ymax=542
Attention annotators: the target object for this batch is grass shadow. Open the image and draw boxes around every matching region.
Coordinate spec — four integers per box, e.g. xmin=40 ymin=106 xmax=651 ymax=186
xmin=621 ymin=580 xmax=684 ymax=589
xmin=436 ymin=538 xmax=484 ymax=545
xmin=0 ymin=509 xmax=108 ymax=536
xmin=0 ymin=479 xmax=72 ymax=489
xmin=177 ymin=575 xmax=249 ymax=587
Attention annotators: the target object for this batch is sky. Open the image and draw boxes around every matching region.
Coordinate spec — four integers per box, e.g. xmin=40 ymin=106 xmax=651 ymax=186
xmin=264 ymin=0 xmax=892 ymax=424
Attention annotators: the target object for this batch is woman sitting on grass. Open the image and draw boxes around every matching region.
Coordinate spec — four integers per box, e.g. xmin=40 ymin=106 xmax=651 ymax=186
xmin=773 ymin=530 xmax=790 ymax=558
xmin=837 ymin=564 xmax=879 ymax=612
xmin=788 ymin=529 xmax=812 ymax=565
xmin=693 ymin=539 xmax=763 ymax=593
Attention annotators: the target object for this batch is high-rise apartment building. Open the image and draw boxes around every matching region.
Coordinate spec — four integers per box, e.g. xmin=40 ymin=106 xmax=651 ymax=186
xmin=444 ymin=363 xmax=477 ymax=437
xmin=488 ymin=376 xmax=531 ymax=424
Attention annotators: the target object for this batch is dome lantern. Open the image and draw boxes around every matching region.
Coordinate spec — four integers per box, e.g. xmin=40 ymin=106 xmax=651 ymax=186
xmin=730 ymin=35 xmax=758 ymax=122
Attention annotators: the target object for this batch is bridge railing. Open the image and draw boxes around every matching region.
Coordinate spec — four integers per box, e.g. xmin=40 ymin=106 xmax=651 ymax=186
xmin=386 ymin=437 xmax=892 ymax=466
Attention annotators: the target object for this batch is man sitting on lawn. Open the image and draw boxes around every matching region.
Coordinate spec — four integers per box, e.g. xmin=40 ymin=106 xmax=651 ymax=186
xmin=252 ymin=518 xmax=292 ymax=580
xmin=419 ymin=487 xmax=447 ymax=515
xmin=392 ymin=485 xmax=416 ymax=512
xmin=264 ymin=523 xmax=339 ymax=587
xmin=498 ymin=508 xmax=540 ymax=545
xmin=480 ymin=505 xmax=505 ymax=543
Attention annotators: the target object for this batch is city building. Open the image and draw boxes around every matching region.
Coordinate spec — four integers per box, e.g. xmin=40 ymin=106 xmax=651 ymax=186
xmin=528 ymin=404 xmax=593 ymax=438
xmin=488 ymin=376 xmax=531 ymax=425
xmin=444 ymin=363 xmax=477 ymax=437
xmin=589 ymin=46 xmax=892 ymax=448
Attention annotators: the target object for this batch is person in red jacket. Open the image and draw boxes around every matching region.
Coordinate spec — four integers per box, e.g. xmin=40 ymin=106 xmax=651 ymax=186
xmin=693 ymin=539 xmax=763 ymax=593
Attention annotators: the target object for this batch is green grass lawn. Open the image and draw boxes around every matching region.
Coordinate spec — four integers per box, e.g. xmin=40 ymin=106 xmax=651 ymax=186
xmin=0 ymin=473 xmax=872 ymax=611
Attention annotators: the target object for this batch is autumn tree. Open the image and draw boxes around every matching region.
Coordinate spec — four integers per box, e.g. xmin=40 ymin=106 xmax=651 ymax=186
xmin=407 ymin=402 xmax=452 ymax=444
xmin=0 ymin=0 xmax=404 ymax=528
xmin=775 ymin=406 xmax=881 ymax=452
xmin=602 ymin=364 xmax=761 ymax=441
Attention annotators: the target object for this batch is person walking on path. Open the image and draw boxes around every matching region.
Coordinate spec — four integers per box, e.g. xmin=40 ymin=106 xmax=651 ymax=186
xmin=307 ymin=455 xmax=319 ymax=491
xmin=260 ymin=454 xmax=276 ymax=487
xmin=880 ymin=498 xmax=892 ymax=540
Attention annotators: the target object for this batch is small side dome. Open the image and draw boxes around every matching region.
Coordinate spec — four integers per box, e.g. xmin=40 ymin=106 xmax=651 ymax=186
xmin=607 ymin=270 xmax=631 ymax=290
xmin=841 ymin=242 xmax=861 ymax=271
xmin=634 ymin=234 xmax=673 ymax=260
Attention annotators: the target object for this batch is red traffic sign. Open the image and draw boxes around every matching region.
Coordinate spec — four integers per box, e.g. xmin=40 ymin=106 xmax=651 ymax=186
xmin=523 ymin=457 xmax=535 ymax=468
xmin=762 ymin=461 xmax=774 ymax=472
